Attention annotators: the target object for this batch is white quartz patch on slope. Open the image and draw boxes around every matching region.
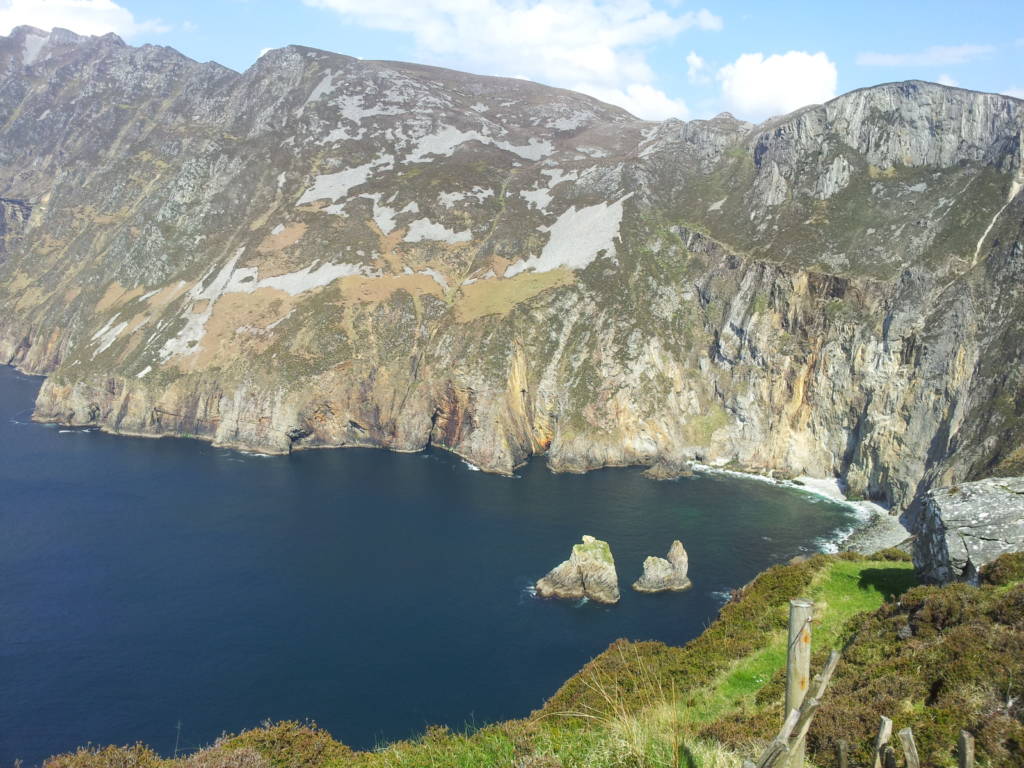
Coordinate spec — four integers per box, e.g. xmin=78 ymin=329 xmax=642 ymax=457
xmin=300 ymin=71 xmax=340 ymax=113
xmin=90 ymin=314 xmax=129 ymax=358
xmin=520 ymin=168 xmax=579 ymax=211
xmin=364 ymin=195 xmax=418 ymax=234
xmin=404 ymin=218 xmax=472 ymax=244
xmin=158 ymin=249 xmax=378 ymax=362
xmin=438 ymin=187 xmax=493 ymax=207
xmin=505 ymin=194 xmax=631 ymax=277
xmin=296 ymin=162 xmax=376 ymax=206
xmin=405 ymin=126 xmax=553 ymax=163
xmin=22 ymin=31 xmax=48 ymax=66
xmin=258 ymin=262 xmax=368 ymax=294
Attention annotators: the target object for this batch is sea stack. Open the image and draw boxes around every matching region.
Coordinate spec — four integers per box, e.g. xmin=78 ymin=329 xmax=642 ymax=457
xmin=536 ymin=535 xmax=620 ymax=605
xmin=632 ymin=540 xmax=692 ymax=593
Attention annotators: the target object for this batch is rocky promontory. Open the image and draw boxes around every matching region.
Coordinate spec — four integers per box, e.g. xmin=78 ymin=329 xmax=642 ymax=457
xmin=911 ymin=476 xmax=1024 ymax=584
xmin=536 ymin=535 xmax=620 ymax=605
xmin=632 ymin=540 xmax=692 ymax=593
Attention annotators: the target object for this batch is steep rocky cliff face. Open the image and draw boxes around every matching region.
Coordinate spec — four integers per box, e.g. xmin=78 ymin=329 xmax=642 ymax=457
xmin=1 ymin=25 xmax=1022 ymax=511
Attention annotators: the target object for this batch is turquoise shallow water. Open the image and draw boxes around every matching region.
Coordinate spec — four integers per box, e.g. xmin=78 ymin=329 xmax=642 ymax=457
xmin=0 ymin=365 xmax=859 ymax=764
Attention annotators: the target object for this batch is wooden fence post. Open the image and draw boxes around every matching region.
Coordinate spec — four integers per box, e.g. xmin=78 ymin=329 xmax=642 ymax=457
xmin=898 ymin=727 xmax=921 ymax=768
xmin=958 ymin=730 xmax=975 ymax=768
xmin=836 ymin=739 xmax=848 ymax=768
xmin=785 ymin=599 xmax=813 ymax=767
xmin=873 ymin=716 xmax=893 ymax=768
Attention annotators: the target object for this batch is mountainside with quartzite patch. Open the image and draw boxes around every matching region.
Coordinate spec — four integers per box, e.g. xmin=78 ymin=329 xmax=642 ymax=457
xmin=1 ymin=25 xmax=1023 ymax=512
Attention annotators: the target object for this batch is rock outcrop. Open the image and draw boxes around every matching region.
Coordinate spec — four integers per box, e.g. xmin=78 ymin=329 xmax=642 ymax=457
xmin=0 ymin=27 xmax=1023 ymax=515
xmin=911 ymin=477 xmax=1024 ymax=584
xmin=633 ymin=540 xmax=692 ymax=593
xmin=536 ymin=535 xmax=620 ymax=604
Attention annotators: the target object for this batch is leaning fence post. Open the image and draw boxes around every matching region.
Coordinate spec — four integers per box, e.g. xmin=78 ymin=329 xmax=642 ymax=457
xmin=785 ymin=599 xmax=813 ymax=767
xmin=958 ymin=730 xmax=975 ymax=768
xmin=898 ymin=727 xmax=920 ymax=768
xmin=873 ymin=716 xmax=893 ymax=768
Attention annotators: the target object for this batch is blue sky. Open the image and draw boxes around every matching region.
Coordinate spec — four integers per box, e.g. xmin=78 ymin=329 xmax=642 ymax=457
xmin=3 ymin=0 xmax=1022 ymax=121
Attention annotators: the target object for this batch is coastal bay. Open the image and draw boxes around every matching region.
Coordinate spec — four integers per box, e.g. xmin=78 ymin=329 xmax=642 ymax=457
xmin=1 ymin=365 xmax=862 ymax=764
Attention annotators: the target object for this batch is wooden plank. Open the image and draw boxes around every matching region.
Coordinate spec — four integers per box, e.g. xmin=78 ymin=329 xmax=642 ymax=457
xmin=958 ymin=730 xmax=975 ymax=768
xmin=753 ymin=711 xmax=799 ymax=768
xmin=873 ymin=715 xmax=893 ymax=768
xmin=813 ymin=650 xmax=841 ymax=696
xmin=784 ymin=599 xmax=814 ymax=768
xmin=789 ymin=698 xmax=821 ymax=748
xmin=756 ymin=740 xmax=787 ymax=768
xmin=898 ymin=727 xmax=921 ymax=768
xmin=778 ymin=708 xmax=800 ymax=742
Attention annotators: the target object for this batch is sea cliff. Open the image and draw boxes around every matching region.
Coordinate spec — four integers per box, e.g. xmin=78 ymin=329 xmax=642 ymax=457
xmin=0 ymin=27 xmax=1022 ymax=513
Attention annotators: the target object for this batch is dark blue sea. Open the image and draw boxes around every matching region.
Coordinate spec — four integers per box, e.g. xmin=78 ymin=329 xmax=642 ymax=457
xmin=0 ymin=364 xmax=860 ymax=764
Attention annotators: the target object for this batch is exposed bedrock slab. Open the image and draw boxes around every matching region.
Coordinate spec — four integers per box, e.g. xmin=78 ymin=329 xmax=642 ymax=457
xmin=911 ymin=477 xmax=1024 ymax=584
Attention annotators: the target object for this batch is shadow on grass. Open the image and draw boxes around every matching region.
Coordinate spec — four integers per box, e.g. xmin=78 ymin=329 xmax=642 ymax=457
xmin=858 ymin=567 xmax=918 ymax=601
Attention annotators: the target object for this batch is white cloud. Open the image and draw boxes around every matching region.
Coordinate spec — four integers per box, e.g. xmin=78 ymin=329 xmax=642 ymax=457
xmin=304 ymin=0 xmax=719 ymax=120
xmin=578 ymin=83 xmax=688 ymax=120
xmin=856 ymin=44 xmax=994 ymax=67
xmin=686 ymin=50 xmax=709 ymax=84
xmin=0 ymin=0 xmax=166 ymax=38
xmin=718 ymin=51 xmax=837 ymax=121
xmin=937 ymin=73 xmax=958 ymax=87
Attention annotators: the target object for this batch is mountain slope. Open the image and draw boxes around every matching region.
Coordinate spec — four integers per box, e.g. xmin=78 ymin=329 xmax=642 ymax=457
xmin=1 ymin=25 xmax=1022 ymax=510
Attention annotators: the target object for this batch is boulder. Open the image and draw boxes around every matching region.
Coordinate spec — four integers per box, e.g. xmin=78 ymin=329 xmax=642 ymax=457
xmin=633 ymin=540 xmax=692 ymax=593
xmin=911 ymin=477 xmax=1024 ymax=585
xmin=536 ymin=535 xmax=620 ymax=604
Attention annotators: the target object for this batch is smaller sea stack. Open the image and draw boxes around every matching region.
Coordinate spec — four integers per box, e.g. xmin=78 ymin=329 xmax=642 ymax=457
xmin=632 ymin=540 xmax=692 ymax=593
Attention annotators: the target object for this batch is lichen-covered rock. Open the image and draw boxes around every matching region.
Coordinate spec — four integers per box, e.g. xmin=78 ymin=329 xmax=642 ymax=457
xmin=633 ymin=540 xmax=692 ymax=593
xmin=536 ymin=535 xmax=620 ymax=604
xmin=911 ymin=477 xmax=1024 ymax=584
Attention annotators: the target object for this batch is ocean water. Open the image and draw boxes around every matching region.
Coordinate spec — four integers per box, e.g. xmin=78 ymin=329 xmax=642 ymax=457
xmin=0 ymin=365 xmax=859 ymax=764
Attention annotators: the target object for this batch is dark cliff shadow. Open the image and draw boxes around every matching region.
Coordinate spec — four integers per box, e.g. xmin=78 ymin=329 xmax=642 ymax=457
xmin=858 ymin=567 xmax=919 ymax=602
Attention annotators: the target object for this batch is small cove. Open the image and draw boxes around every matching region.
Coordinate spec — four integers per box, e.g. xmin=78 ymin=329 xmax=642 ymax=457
xmin=0 ymin=365 xmax=861 ymax=764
